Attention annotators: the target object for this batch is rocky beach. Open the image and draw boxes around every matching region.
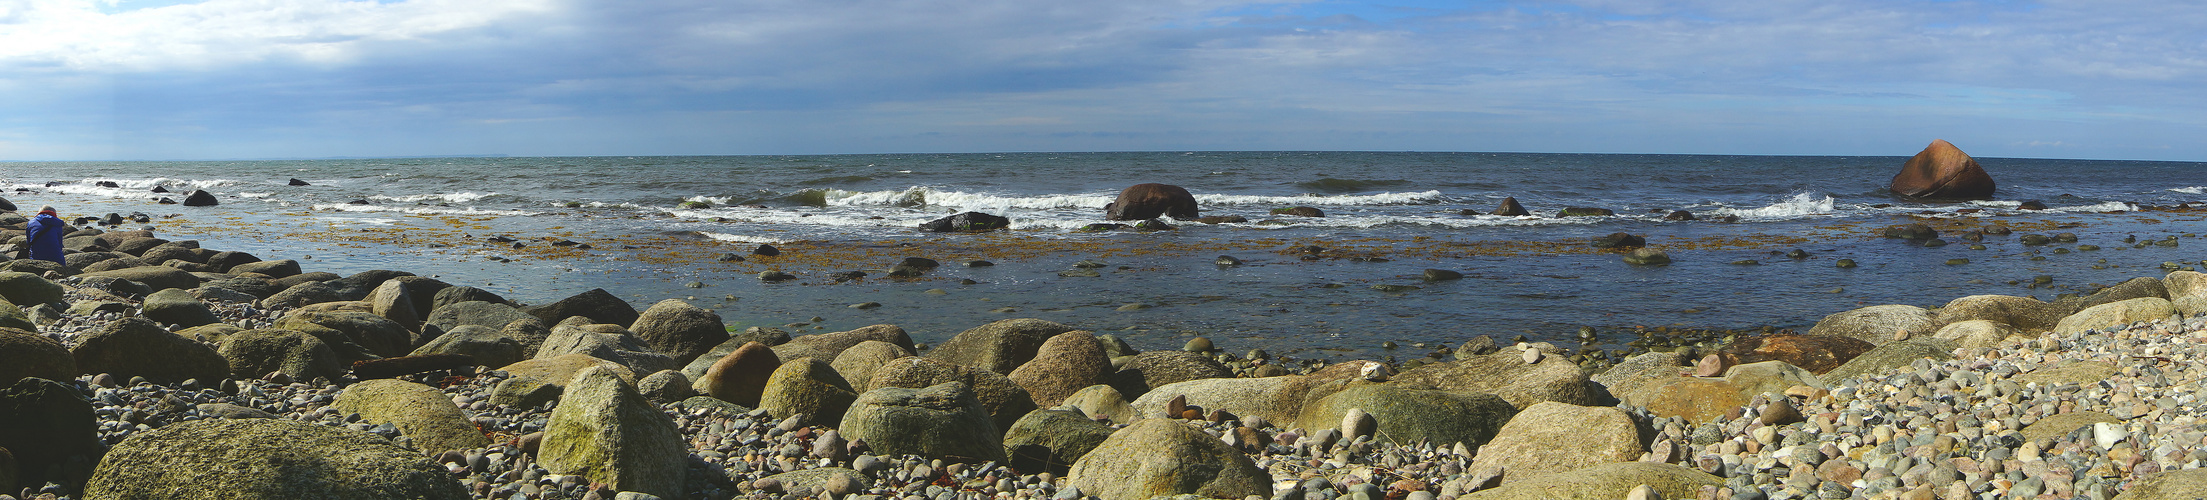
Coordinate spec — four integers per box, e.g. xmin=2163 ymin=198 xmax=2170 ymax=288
xmin=7 ymin=191 xmax=2207 ymax=500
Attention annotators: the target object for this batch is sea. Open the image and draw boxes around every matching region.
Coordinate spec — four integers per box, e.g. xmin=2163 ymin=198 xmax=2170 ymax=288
xmin=5 ymin=152 xmax=2207 ymax=360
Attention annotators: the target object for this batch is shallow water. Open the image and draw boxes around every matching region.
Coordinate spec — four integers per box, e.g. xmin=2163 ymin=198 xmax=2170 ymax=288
xmin=6 ymin=152 xmax=2207 ymax=358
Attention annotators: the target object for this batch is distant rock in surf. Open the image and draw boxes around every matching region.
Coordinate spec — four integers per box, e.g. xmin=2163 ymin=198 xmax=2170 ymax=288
xmin=1891 ymin=139 xmax=1995 ymax=200
xmin=289 ymin=178 xmax=311 ymax=186
xmin=182 ymin=190 xmax=219 ymax=207
xmin=1492 ymin=197 xmax=1530 ymax=217
xmin=919 ymin=212 xmax=1011 ymax=233
xmin=150 ymin=186 xmax=169 ymax=193
xmin=1556 ymin=207 xmax=1615 ymax=217
xmin=1269 ymin=207 xmax=1324 ymax=217
xmin=1104 ymin=183 xmax=1199 ymax=221
xmin=1664 ymin=210 xmax=1697 ymax=221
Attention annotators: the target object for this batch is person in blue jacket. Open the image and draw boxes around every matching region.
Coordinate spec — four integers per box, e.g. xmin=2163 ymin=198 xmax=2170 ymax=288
xmin=26 ymin=205 xmax=66 ymax=264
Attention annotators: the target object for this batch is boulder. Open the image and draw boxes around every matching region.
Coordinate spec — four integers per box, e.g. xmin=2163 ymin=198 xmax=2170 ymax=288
xmin=533 ymin=322 xmax=678 ymax=375
xmin=1722 ymin=361 xmax=1825 ymax=397
xmin=1008 ymin=331 xmax=1113 ymax=407
xmin=839 ymin=381 xmax=1005 ymax=462
xmin=1295 ymin=384 xmax=1517 ymax=447
xmin=205 ymin=251 xmax=262 ymax=273
xmin=1392 ymin=347 xmax=1592 ymax=409
xmin=263 ymin=281 xmax=353 ymax=309
xmin=0 ymin=377 xmax=102 ymax=493
xmin=1270 ymin=206 xmax=1324 ymax=217
xmin=1889 ymin=139 xmax=1994 ymax=200
xmin=1103 ymin=183 xmax=1199 ymax=221
xmin=523 ymin=288 xmax=639 ymax=329
xmin=227 ymin=259 xmax=302 ymax=278
xmin=919 ymin=212 xmax=1013 ymax=232
xmin=278 ymin=311 xmax=414 ymax=359
xmin=0 ymin=328 xmax=75 ymax=385
xmin=500 ymin=317 xmax=554 ymax=356
xmin=1934 ymin=294 xmax=2071 ymax=332
xmin=0 ymin=301 xmax=36 ymax=333
xmin=1590 ymin=232 xmax=1644 ymax=249
xmin=142 ymin=288 xmax=221 ymax=328
xmin=331 ymin=379 xmax=491 ymax=453
xmin=1059 ymin=384 xmax=1141 ymax=423
xmin=72 ymin=317 xmax=229 ymax=384
xmin=2166 ymin=270 xmax=2207 ymax=299
xmin=410 ymin=325 xmax=525 ymax=368
xmin=1066 ymin=419 xmax=1268 ymax=500
xmin=1932 ymin=319 xmax=2019 ymax=348
xmin=695 ymin=341 xmax=781 ymax=407
xmin=770 ymin=324 xmax=912 ymax=364
xmin=1492 ymin=197 xmax=1530 ymax=217
xmin=1556 ymin=207 xmax=1614 ymax=217
xmin=1107 ymin=351 xmax=1233 ymax=400
xmin=1803 ymin=304 xmax=1936 ymax=346
xmin=200 ymin=276 xmax=279 ymax=299
xmin=181 ymin=189 xmax=220 ymax=206
xmin=2112 ymin=469 xmax=2207 ymax=500
xmin=2056 ymin=276 xmax=2169 ymax=312
xmin=818 ymin=339 xmax=905 ymax=387
xmin=364 ymin=280 xmax=422 ymax=333
xmin=1459 ymin=462 xmax=1722 ymax=499
xmin=636 ymin=370 xmax=696 ymax=403
xmin=1002 ymin=408 xmax=1116 ymax=475
xmin=630 ymin=299 xmax=728 ymax=364
xmin=1476 ymin=402 xmax=1643 ymax=477
xmin=1622 ymin=248 xmax=1671 ymax=266
xmin=1590 ymin=352 xmax=1682 ymax=406
xmin=497 ymin=354 xmax=638 ymax=388
xmin=1129 ymin=376 xmax=1301 ymax=422
xmin=1717 ymin=334 xmax=1873 ymax=375
xmin=1819 ymin=338 xmax=1957 ymax=384
xmin=2054 ymin=297 xmax=2175 ymax=334
xmin=83 ymin=266 xmax=200 ymax=292
xmin=757 ymin=357 xmax=860 ymax=423
xmin=490 ymin=377 xmax=565 ymax=409
xmin=540 ymin=366 xmax=686 ymax=499
xmin=82 ymin=418 xmax=465 ymax=500
xmin=0 ymin=271 xmax=65 ymax=306
xmin=426 ymin=301 xmax=536 ymax=337
xmin=866 ymin=356 xmax=1038 ymax=432
xmin=217 ymin=329 xmax=346 ymax=383
xmin=1638 ymin=378 xmax=1749 ymax=424
xmin=926 ymin=318 xmax=1078 ymax=374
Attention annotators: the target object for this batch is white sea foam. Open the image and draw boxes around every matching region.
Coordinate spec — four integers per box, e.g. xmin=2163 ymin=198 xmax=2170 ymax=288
xmin=2052 ymin=201 xmax=2138 ymax=213
xmin=2170 ymin=186 xmax=2206 ymax=195
xmin=371 ymin=192 xmax=500 ymax=204
xmin=700 ymin=232 xmax=788 ymax=244
xmin=42 ymin=177 xmax=240 ymax=199
xmin=1196 ymin=191 xmax=1445 ymax=206
xmin=309 ymin=203 xmax=534 ymax=216
xmin=237 ymin=192 xmax=275 ymax=198
xmin=1712 ymin=193 xmax=1835 ymax=218
xmin=1967 ymin=200 xmax=2023 ymax=208
xmin=773 ymin=187 xmax=1447 ymax=211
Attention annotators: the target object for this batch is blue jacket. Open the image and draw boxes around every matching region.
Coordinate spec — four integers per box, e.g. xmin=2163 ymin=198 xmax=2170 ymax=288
xmin=27 ymin=212 xmax=65 ymax=264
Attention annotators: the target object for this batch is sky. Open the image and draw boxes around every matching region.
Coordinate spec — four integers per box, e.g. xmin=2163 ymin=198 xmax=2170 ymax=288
xmin=1 ymin=0 xmax=2203 ymax=161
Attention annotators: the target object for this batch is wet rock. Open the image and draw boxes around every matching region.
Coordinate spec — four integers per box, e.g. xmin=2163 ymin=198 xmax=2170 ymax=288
xmin=920 ymin=211 xmax=1013 ymax=232
xmin=1103 ymin=183 xmax=1200 ymax=221
xmin=1591 ymin=233 xmax=1646 ymax=249
xmin=1889 ymin=139 xmax=1994 ymax=200
xmin=0 ymin=377 xmax=101 ymax=493
xmin=1492 ymin=197 xmax=1530 ymax=217
xmin=181 ymin=189 xmax=220 ymax=206
xmin=1623 ymin=248 xmax=1670 ymax=266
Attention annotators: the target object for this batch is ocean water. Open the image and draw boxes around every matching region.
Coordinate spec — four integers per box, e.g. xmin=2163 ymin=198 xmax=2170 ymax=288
xmin=5 ymin=152 xmax=2206 ymax=359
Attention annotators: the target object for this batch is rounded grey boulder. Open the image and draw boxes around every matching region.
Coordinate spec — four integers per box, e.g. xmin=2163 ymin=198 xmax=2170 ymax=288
xmin=84 ymin=418 xmax=465 ymax=500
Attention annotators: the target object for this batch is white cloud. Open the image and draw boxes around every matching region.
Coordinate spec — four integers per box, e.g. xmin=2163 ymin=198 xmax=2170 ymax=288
xmin=0 ymin=0 xmax=554 ymax=72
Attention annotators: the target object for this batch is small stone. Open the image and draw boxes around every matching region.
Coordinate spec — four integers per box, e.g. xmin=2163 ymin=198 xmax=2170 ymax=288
xmin=1339 ymin=408 xmax=1377 ymax=440
xmin=1624 ymin=484 xmax=1660 ymax=500
xmin=1183 ymin=337 xmax=1213 ymax=352
xmin=1521 ymin=348 xmax=1543 ymax=364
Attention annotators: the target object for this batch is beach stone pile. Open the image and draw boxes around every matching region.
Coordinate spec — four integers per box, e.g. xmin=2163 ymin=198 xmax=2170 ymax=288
xmin=5 ymin=223 xmax=2207 ymax=500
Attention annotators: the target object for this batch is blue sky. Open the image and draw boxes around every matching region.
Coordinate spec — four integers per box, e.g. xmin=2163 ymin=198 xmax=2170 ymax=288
xmin=2 ymin=0 xmax=2202 ymax=160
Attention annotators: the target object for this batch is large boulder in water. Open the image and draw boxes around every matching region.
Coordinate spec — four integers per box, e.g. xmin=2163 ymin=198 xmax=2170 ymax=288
xmin=181 ymin=189 xmax=220 ymax=206
xmin=1103 ymin=183 xmax=1199 ymax=221
xmin=83 ymin=418 xmax=466 ymax=500
xmin=919 ymin=212 xmax=1012 ymax=232
xmin=1890 ymin=139 xmax=1994 ymax=200
xmin=1492 ymin=197 xmax=1530 ymax=216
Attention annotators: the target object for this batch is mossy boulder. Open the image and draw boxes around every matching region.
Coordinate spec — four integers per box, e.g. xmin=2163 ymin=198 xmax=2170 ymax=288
xmin=332 ymin=379 xmax=491 ymax=454
xmin=82 ymin=418 xmax=465 ymax=500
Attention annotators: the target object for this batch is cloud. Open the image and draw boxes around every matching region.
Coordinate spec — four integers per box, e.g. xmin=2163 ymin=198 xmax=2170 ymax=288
xmin=3 ymin=0 xmax=2207 ymax=160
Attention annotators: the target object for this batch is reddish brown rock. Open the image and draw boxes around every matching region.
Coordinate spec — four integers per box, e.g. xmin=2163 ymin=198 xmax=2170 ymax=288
xmin=1718 ymin=334 xmax=1874 ymax=375
xmin=1104 ymin=183 xmax=1199 ymax=221
xmin=1007 ymin=331 xmax=1111 ymax=407
xmin=1642 ymin=378 xmax=1751 ymax=424
xmin=698 ymin=342 xmax=781 ymax=407
xmin=1890 ymin=139 xmax=1995 ymax=200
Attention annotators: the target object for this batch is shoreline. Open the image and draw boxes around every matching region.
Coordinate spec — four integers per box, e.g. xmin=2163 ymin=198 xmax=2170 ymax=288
xmin=4 ymin=209 xmax=2207 ymax=499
